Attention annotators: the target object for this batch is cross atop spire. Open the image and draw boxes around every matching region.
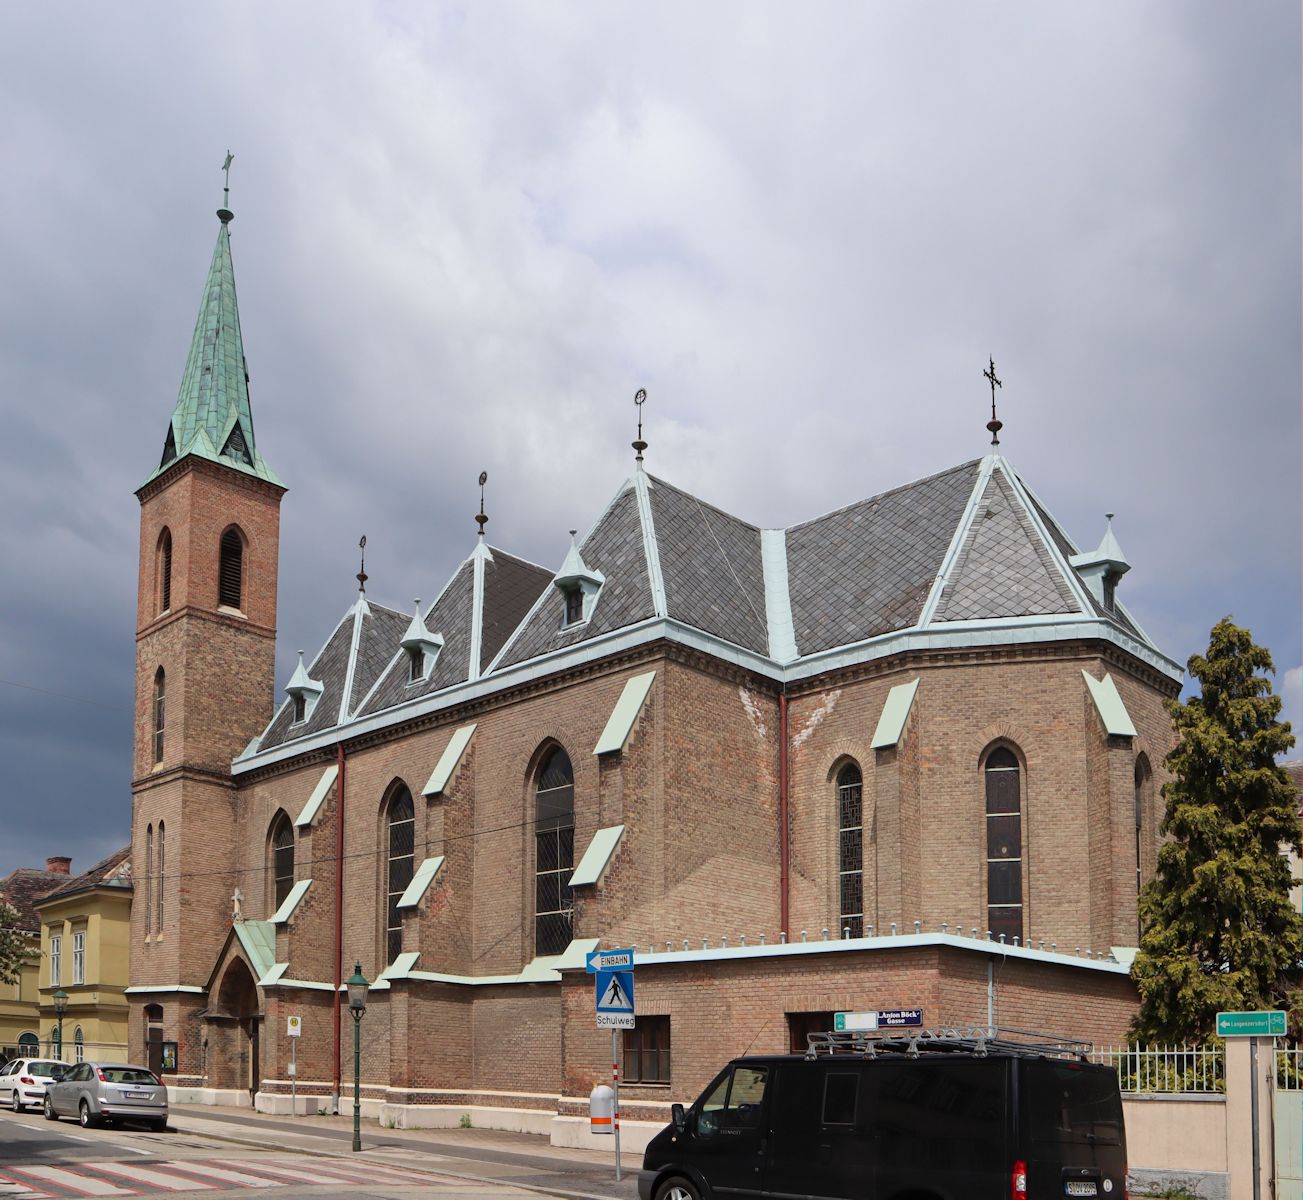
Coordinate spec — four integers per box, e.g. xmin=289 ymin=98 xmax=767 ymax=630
xmin=140 ymin=169 xmax=281 ymax=490
xmin=983 ymin=356 xmax=1003 ymax=447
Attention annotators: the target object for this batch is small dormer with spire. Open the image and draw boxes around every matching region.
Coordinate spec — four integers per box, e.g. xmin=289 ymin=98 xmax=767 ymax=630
xmin=285 ymin=651 xmax=324 ymax=725
xmin=400 ymin=599 xmax=445 ymax=684
xmin=553 ymin=530 xmax=605 ymax=627
xmin=1071 ymin=514 xmax=1131 ymax=612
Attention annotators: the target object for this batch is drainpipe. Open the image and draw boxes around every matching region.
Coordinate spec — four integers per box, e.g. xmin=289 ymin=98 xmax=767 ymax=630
xmin=779 ymin=687 xmax=790 ymax=938
xmin=331 ymin=742 xmax=346 ymax=1112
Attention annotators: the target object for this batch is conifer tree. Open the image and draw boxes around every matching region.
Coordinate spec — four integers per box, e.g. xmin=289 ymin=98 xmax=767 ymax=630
xmin=1130 ymin=618 xmax=1302 ymax=1043
xmin=0 ymin=902 xmax=27 ymax=987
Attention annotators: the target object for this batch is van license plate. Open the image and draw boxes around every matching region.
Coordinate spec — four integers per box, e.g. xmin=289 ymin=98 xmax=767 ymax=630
xmin=1065 ymin=1184 xmax=1097 ymax=1197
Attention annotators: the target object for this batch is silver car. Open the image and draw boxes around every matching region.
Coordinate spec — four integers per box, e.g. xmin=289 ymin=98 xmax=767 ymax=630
xmin=0 ymin=1058 xmax=69 ymax=1111
xmin=44 ymin=1061 xmax=168 ymax=1130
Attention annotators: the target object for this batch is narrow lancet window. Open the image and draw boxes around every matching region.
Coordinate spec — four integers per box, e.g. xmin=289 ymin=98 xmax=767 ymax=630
xmin=985 ymin=747 xmax=1022 ymax=944
xmin=837 ymin=763 xmax=864 ymax=938
xmin=534 ymin=748 xmax=575 ymax=955
xmin=219 ymin=528 xmax=244 ymax=609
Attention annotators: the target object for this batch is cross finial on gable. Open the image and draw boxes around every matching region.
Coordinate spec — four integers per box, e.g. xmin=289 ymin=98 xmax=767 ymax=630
xmin=632 ymin=388 xmax=648 ymax=463
xmin=983 ymin=356 xmax=1003 ymax=446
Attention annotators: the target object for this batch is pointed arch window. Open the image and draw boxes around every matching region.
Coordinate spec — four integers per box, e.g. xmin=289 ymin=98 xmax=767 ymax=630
xmin=385 ymin=787 xmax=415 ymax=964
xmin=158 ymin=529 xmax=173 ymax=613
xmin=73 ymin=1026 xmax=85 ymax=1063
xmin=156 ymin=821 xmax=165 ymax=933
xmin=985 ymin=747 xmax=1022 ymax=944
xmin=219 ymin=528 xmax=244 ymax=610
xmin=1134 ymin=755 xmax=1151 ymax=936
xmin=535 ymin=747 xmax=575 ymax=956
xmin=270 ymin=814 xmax=295 ymax=910
xmin=152 ymin=668 xmax=166 ymax=764
xmin=837 ymin=763 xmax=864 ymax=938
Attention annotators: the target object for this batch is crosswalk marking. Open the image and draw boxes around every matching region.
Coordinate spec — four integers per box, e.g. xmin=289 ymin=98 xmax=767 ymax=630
xmin=216 ymin=1160 xmax=350 ymax=1186
xmin=150 ymin=1163 xmax=283 ymax=1190
xmin=76 ymin=1165 xmax=210 ymax=1192
xmin=5 ymin=1167 xmax=132 ymax=1197
xmin=0 ymin=1171 xmax=53 ymax=1200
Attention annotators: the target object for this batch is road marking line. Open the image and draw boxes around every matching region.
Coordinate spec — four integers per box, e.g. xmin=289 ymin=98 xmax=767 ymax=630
xmin=0 ymin=1168 xmax=55 ymax=1199
xmin=5 ymin=1167 xmax=136 ymax=1197
xmin=84 ymin=1164 xmax=210 ymax=1192
xmin=159 ymin=1163 xmax=286 ymax=1189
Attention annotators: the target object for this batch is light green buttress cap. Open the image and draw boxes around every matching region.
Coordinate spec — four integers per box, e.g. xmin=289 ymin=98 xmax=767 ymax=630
xmin=140 ymin=204 xmax=282 ymax=489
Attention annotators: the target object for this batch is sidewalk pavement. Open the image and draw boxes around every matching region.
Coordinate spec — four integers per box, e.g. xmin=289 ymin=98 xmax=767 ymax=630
xmin=169 ymin=1105 xmax=642 ymax=1200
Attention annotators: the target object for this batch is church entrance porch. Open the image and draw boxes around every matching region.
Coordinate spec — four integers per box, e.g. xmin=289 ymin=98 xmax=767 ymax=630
xmin=206 ymin=957 xmax=262 ymax=1104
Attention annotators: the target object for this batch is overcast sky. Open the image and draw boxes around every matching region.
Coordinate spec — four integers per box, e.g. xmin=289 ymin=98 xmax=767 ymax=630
xmin=1 ymin=2 xmax=1298 ymax=878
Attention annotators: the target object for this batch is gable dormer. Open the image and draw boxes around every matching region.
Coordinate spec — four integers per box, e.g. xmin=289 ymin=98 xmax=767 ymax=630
xmin=552 ymin=531 xmax=605 ymax=627
xmin=285 ymin=651 xmax=325 ymax=725
xmin=1070 ymin=514 xmax=1131 ymax=612
xmin=400 ymin=599 xmax=445 ymax=684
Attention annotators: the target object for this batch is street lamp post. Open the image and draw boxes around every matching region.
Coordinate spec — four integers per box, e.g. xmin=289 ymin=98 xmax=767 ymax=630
xmin=346 ymin=962 xmax=369 ymax=1153
xmin=52 ymin=989 xmax=68 ymax=1060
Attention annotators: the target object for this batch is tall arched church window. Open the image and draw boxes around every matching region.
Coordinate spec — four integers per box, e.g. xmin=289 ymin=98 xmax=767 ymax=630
xmin=156 ymin=821 xmax=165 ymax=932
xmin=145 ymin=825 xmax=153 ymax=937
xmin=534 ymin=748 xmax=575 ymax=956
xmin=152 ymin=668 xmax=165 ymax=764
xmin=158 ymin=529 xmax=173 ymax=613
xmin=385 ymin=787 xmax=415 ymax=964
xmin=985 ymin=747 xmax=1023 ymax=944
xmin=1134 ymin=755 xmax=1151 ymax=936
xmin=271 ymin=814 xmax=295 ymax=910
xmin=219 ymin=528 xmax=244 ymax=610
xmin=837 ymin=763 xmax=864 ymax=938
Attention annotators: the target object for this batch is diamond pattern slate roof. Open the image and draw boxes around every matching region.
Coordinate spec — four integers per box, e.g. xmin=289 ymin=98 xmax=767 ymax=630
xmin=649 ymin=477 xmax=768 ymax=654
xmin=786 ymin=461 xmax=980 ymax=655
xmin=348 ymin=603 xmax=410 ymax=715
xmin=260 ymin=610 xmax=357 ymax=749
xmin=480 ymin=551 xmax=553 ymax=672
xmin=495 ymin=483 xmax=657 ymax=668
xmin=936 ymin=471 xmax=1082 ymax=621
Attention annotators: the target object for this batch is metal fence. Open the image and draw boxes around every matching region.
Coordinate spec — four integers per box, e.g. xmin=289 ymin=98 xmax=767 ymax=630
xmin=1278 ymin=1048 xmax=1303 ymax=1090
xmin=1090 ymin=1044 xmax=1225 ymax=1094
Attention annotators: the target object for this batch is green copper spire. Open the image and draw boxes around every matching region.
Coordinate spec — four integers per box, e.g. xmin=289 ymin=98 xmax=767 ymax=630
xmin=142 ymin=170 xmax=281 ymax=488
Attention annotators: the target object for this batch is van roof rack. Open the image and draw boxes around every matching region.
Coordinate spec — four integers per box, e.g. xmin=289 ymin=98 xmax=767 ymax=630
xmin=804 ymin=1025 xmax=1092 ymax=1062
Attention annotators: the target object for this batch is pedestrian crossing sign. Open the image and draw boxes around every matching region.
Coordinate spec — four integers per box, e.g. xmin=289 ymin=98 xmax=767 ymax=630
xmin=595 ymin=968 xmax=635 ymax=1028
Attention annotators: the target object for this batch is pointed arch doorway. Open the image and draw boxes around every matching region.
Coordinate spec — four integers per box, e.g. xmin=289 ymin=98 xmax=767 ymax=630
xmin=210 ymin=957 xmax=261 ymax=1103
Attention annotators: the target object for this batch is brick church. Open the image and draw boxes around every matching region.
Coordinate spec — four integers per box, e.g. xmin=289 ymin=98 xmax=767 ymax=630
xmin=127 ymin=195 xmax=1182 ymax=1140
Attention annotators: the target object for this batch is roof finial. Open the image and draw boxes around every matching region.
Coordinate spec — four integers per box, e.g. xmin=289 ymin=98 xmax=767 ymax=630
xmin=356 ymin=535 xmax=368 ymax=593
xmin=218 ymin=150 xmax=235 ymax=225
xmin=476 ymin=471 xmax=489 ymax=537
xmin=983 ymin=355 xmax=1003 ymax=446
xmin=632 ymin=388 xmax=648 ymax=463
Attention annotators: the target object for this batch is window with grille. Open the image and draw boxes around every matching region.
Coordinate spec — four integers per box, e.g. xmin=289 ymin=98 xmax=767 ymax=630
xmin=152 ymin=668 xmax=165 ymax=763
xmin=271 ymin=814 xmax=294 ymax=910
xmin=73 ymin=931 xmax=85 ymax=985
xmin=386 ymin=787 xmax=415 ymax=964
xmin=563 ymin=587 xmax=584 ymax=626
xmin=985 ymin=747 xmax=1022 ymax=944
xmin=292 ymin=694 xmax=306 ymax=724
xmin=534 ymin=747 xmax=575 ymax=956
xmin=1134 ymin=755 xmax=1150 ymax=938
xmin=49 ymin=936 xmax=61 ymax=988
xmin=837 ymin=762 xmax=864 ymax=938
xmin=74 ymin=1027 xmax=84 ymax=1063
xmin=219 ymin=528 xmax=244 ymax=609
xmin=624 ymin=1015 xmax=671 ymax=1084
xmin=156 ymin=821 xmax=165 ymax=932
xmin=407 ymin=647 xmax=424 ymax=683
xmin=145 ymin=825 xmax=153 ymax=937
xmin=159 ymin=529 xmax=172 ymax=612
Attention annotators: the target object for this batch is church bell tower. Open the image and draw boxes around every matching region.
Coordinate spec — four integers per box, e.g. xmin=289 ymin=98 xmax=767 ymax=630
xmin=128 ymin=175 xmax=286 ymax=1077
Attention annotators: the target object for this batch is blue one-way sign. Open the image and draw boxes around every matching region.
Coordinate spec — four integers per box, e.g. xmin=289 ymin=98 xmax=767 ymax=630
xmin=595 ymin=969 xmax=635 ymax=1029
xmin=587 ymin=947 xmax=635 ymax=973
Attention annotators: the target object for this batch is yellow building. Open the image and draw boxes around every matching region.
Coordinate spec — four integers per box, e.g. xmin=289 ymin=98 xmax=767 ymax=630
xmin=1 ymin=857 xmax=75 ymax=1061
xmin=34 ymin=849 xmax=132 ymax=1064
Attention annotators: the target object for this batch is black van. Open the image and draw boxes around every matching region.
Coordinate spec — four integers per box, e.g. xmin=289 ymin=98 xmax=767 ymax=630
xmin=638 ymin=1027 xmax=1126 ymax=1200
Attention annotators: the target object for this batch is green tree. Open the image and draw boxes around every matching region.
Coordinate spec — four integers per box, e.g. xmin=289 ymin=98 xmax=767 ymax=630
xmin=1130 ymin=618 xmax=1302 ymax=1043
xmin=0 ymin=901 xmax=29 ymax=987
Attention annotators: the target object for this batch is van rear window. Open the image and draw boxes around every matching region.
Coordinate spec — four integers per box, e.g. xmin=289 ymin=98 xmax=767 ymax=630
xmin=1026 ymin=1063 xmax=1123 ymax=1146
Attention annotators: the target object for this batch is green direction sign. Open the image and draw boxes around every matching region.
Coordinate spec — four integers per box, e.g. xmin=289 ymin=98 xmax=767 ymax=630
xmin=1215 ymin=1010 xmax=1286 ymax=1037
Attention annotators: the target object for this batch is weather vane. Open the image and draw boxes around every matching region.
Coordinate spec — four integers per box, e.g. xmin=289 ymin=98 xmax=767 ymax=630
xmin=983 ymin=356 xmax=1003 ymax=447
xmin=218 ymin=150 xmax=235 ymax=224
xmin=356 ymin=535 xmax=368 ymax=593
xmin=632 ymin=388 xmax=648 ymax=462
xmin=476 ymin=471 xmax=489 ymax=536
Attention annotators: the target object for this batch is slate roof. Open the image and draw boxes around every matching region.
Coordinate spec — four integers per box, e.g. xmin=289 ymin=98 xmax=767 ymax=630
xmin=650 ymin=477 xmax=769 ymax=654
xmin=0 ymin=868 xmax=73 ymax=932
xmin=245 ymin=452 xmax=1175 ymax=764
xmin=787 ymin=461 xmax=980 ymax=654
xmin=35 ymin=847 xmax=132 ymax=905
xmin=495 ymin=484 xmax=657 ymax=669
xmin=936 ymin=470 xmax=1082 ymax=621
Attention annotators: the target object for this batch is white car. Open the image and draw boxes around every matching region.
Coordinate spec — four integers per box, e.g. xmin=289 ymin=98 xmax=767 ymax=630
xmin=0 ymin=1058 xmax=69 ymax=1112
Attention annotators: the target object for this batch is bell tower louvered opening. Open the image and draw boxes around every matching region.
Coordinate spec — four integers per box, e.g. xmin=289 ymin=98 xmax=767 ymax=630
xmin=219 ymin=528 xmax=244 ymax=610
xmin=222 ymin=421 xmax=252 ymax=466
